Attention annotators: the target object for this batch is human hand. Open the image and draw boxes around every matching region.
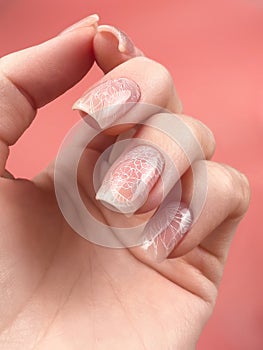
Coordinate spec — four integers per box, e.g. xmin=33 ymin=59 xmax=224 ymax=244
xmin=0 ymin=16 xmax=250 ymax=349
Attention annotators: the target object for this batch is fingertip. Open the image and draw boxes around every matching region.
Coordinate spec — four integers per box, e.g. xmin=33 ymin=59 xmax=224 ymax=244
xmin=0 ymin=25 xmax=96 ymax=108
xmin=59 ymin=14 xmax=100 ymax=35
xmin=0 ymin=22 xmax=97 ymax=173
xmin=94 ymin=24 xmax=144 ymax=73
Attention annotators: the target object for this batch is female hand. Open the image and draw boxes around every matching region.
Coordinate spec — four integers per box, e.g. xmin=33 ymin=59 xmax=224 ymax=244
xmin=0 ymin=16 xmax=250 ymax=350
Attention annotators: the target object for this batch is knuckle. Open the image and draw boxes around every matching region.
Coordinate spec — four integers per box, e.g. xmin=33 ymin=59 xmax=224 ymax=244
xmin=237 ymin=171 xmax=251 ymax=212
xmin=131 ymin=56 xmax=174 ymax=88
xmin=181 ymin=115 xmax=216 ymax=159
xmin=200 ymin=123 xmax=216 ymax=159
xmin=221 ymin=164 xmax=251 ymax=217
xmin=128 ymin=57 xmax=182 ymax=111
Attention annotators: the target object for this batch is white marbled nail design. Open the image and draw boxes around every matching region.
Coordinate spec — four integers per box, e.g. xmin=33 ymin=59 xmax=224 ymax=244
xmin=96 ymin=145 xmax=165 ymax=214
xmin=73 ymin=78 xmax=141 ymax=129
xmin=142 ymin=202 xmax=192 ymax=262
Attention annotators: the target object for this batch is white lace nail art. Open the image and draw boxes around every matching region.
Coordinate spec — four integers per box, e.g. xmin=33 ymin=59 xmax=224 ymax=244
xmin=96 ymin=145 xmax=165 ymax=214
xmin=142 ymin=202 xmax=192 ymax=262
xmin=73 ymin=78 xmax=141 ymax=129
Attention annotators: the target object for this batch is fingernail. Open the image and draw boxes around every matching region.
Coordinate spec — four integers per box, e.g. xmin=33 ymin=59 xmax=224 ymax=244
xmin=141 ymin=202 xmax=192 ymax=262
xmin=96 ymin=145 xmax=165 ymax=214
xmin=97 ymin=24 xmax=136 ymax=55
xmin=72 ymin=77 xmax=141 ymax=129
xmin=60 ymin=14 xmax=99 ymax=35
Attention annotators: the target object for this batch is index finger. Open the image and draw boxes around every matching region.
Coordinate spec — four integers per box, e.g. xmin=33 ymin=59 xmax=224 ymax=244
xmin=0 ymin=18 xmax=97 ymax=176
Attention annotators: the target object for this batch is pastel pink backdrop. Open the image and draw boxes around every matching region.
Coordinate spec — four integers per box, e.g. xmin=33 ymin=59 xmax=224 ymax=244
xmin=1 ymin=0 xmax=262 ymax=349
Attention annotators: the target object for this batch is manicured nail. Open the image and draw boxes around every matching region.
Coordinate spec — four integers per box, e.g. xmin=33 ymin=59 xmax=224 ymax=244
xmin=141 ymin=202 xmax=192 ymax=262
xmin=97 ymin=24 xmax=136 ymax=55
xmin=96 ymin=145 xmax=165 ymax=214
xmin=60 ymin=14 xmax=99 ymax=35
xmin=72 ymin=78 xmax=141 ymax=129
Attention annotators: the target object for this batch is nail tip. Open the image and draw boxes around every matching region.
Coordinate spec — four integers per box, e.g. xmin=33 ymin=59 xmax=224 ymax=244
xmin=96 ymin=188 xmax=138 ymax=215
xmin=72 ymin=102 xmax=105 ymax=129
xmin=90 ymin=13 xmax=100 ymax=21
xmin=97 ymin=24 xmax=135 ymax=55
xmin=72 ymin=101 xmax=87 ymax=114
xmin=60 ymin=14 xmax=100 ymax=35
xmin=72 ymin=102 xmax=79 ymax=111
xmin=72 ymin=77 xmax=141 ymax=129
xmin=118 ymin=44 xmax=126 ymax=53
xmin=140 ymin=203 xmax=193 ymax=263
xmin=96 ymin=188 xmax=119 ymax=210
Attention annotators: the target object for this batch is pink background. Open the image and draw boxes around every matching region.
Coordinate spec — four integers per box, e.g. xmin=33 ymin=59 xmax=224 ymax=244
xmin=1 ymin=0 xmax=262 ymax=348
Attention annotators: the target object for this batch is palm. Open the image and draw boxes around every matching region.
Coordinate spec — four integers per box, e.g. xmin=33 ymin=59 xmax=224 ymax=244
xmin=0 ymin=170 xmax=214 ymax=350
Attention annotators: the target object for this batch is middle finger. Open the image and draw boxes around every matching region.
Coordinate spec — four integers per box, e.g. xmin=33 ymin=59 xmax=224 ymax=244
xmin=73 ymin=56 xmax=182 ymax=131
xmin=95 ymin=112 xmax=215 ymax=215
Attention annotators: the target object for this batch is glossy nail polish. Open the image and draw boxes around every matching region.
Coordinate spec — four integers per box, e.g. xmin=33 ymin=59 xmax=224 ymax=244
xmin=97 ymin=24 xmax=136 ymax=55
xmin=142 ymin=202 xmax=192 ymax=262
xmin=96 ymin=145 xmax=165 ymax=214
xmin=73 ymin=78 xmax=141 ymax=129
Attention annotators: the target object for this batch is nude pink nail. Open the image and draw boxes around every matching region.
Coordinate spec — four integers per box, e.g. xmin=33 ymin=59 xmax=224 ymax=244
xmin=97 ymin=24 xmax=136 ymax=55
xmin=60 ymin=14 xmax=99 ymax=35
xmin=141 ymin=202 xmax=192 ymax=262
xmin=96 ymin=145 xmax=165 ymax=214
xmin=73 ymin=78 xmax=141 ymax=129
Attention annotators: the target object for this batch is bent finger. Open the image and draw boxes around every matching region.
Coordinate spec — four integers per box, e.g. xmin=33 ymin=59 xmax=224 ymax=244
xmin=95 ymin=113 xmax=215 ymax=216
xmin=94 ymin=24 xmax=144 ymax=73
xmin=140 ymin=160 xmax=250 ymax=262
xmin=0 ymin=17 xmax=97 ymax=175
xmin=73 ymin=56 xmax=182 ymax=131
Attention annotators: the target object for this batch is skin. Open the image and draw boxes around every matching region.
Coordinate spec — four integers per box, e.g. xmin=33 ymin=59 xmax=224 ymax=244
xmin=0 ymin=22 xmax=250 ymax=350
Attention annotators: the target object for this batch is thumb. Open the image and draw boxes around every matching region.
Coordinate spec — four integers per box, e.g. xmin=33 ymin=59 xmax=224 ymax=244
xmin=0 ymin=15 xmax=97 ymax=175
xmin=94 ymin=24 xmax=144 ymax=73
